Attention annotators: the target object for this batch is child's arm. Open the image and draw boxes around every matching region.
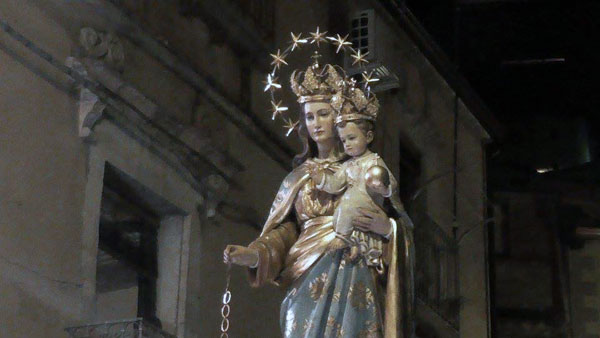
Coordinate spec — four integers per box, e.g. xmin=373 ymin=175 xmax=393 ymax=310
xmin=366 ymin=156 xmax=396 ymax=198
xmin=365 ymin=165 xmax=392 ymax=197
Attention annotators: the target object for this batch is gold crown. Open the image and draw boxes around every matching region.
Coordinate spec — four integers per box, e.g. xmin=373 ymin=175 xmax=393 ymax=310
xmin=290 ymin=60 xmax=346 ymax=103
xmin=264 ymin=28 xmax=379 ymax=136
xmin=331 ymin=80 xmax=379 ymax=125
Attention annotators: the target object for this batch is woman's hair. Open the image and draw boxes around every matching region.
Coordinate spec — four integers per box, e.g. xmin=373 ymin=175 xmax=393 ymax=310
xmin=293 ymin=109 xmax=318 ymax=167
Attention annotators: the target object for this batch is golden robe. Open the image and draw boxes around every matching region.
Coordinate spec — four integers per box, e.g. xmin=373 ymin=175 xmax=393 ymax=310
xmin=247 ymin=158 xmax=415 ymax=337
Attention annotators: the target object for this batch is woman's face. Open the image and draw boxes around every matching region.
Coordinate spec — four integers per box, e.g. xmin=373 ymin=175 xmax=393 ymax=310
xmin=302 ymin=101 xmax=335 ymax=144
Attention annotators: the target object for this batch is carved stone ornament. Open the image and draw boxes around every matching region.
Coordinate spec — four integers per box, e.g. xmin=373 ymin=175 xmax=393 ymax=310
xmin=78 ymin=88 xmax=106 ymax=138
xmin=65 ymin=57 xmax=106 ymax=137
xmin=79 ymin=27 xmax=125 ymax=71
xmin=201 ymin=174 xmax=229 ymax=218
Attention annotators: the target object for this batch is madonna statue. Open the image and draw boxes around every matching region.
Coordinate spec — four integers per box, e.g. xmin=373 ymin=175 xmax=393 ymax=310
xmin=224 ymin=33 xmax=415 ymax=338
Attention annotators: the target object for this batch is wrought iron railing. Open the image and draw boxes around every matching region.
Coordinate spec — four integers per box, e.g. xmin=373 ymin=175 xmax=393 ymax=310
xmin=65 ymin=318 xmax=176 ymax=338
xmin=413 ymin=214 xmax=460 ymax=329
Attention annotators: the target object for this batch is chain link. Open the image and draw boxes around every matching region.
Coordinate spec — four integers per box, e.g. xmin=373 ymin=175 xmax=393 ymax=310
xmin=220 ymin=263 xmax=232 ymax=337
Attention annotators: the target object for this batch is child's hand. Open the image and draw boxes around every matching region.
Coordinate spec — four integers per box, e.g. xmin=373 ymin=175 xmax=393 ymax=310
xmin=307 ymin=163 xmax=324 ymax=183
xmin=313 ymin=173 xmax=324 ymax=185
xmin=311 ymin=169 xmax=324 ymax=185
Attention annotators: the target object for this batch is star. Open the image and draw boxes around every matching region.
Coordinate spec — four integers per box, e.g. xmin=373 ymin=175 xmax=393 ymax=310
xmin=327 ymin=34 xmax=352 ymax=54
xmin=309 ymin=27 xmax=328 ymax=47
xmin=361 ymin=71 xmax=380 ymax=85
xmin=271 ymin=100 xmax=288 ymax=120
xmin=290 ymin=32 xmax=308 ymax=51
xmin=270 ymin=49 xmax=289 ymax=70
xmin=351 ymin=49 xmax=369 ymax=66
xmin=283 ymin=117 xmax=299 ymax=136
xmin=263 ymin=73 xmax=281 ymax=92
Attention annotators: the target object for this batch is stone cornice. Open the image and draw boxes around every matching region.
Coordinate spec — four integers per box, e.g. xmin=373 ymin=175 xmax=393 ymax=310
xmin=98 ymin=0 xmax=294 ymax=170
xmin=173 ymin=0 xmax=273 ymax=69
xmin=0 ymin=19 xmax=243 ymax=192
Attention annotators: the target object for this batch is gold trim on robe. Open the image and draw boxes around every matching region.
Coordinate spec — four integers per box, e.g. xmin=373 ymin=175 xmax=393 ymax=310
xmin=247 ymin=159 xmax=416 ymax=338
xmin=280 ymin=215 xmax=336 ymax=284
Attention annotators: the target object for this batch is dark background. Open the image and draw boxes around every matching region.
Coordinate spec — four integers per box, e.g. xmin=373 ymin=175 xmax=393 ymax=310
xmin=404 ymin=1 xmax=600 ymax=336
xmin=405 ymin=0 xmax=599 ymax=191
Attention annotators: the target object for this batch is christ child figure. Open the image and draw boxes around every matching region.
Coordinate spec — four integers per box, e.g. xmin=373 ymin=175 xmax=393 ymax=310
xmin=310 ymin=118 xmax=394 ymax=269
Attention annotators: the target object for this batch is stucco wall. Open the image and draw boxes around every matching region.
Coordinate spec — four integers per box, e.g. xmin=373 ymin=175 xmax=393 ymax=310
xmin=1 ymin=0 xmax=491 ymax=337
xmin=0 ymin=2 xmax=85 ymax=337
xmin=0 ymin=1 xmax=286 ymax=337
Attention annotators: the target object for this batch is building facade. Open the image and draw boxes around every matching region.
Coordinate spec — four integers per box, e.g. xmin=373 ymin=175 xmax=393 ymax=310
xmin=0 ymin=1 xmax=497 ymax=337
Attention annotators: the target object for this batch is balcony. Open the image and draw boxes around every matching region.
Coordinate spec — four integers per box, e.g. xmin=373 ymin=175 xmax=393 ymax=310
xmin=65 ymin=318 xmax=176 ymax=338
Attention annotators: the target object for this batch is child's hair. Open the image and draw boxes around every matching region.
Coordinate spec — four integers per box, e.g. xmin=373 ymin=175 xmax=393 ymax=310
xmin=336 ymin=119 xmax=374 ymax=136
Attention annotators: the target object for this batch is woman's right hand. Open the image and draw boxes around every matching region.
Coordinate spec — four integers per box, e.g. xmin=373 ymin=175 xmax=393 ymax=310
xmin=223 ymin=245 xmax=260 ymax=267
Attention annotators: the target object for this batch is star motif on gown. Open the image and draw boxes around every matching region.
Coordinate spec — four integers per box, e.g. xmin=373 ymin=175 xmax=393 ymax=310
xmin=308 ymin=272 xmax=328 ymax=300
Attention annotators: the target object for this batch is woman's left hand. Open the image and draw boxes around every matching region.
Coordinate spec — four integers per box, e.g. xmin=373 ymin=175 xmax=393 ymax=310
xmin=352 ymin=207 xmax=392 ymax=236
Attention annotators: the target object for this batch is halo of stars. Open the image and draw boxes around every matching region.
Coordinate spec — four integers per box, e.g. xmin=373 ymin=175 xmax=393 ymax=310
xmin=265 ymin=27 xmax=378 ymax=137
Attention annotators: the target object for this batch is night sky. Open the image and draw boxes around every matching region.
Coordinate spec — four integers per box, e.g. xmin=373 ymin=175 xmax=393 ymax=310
xmin=406 ymin=0 xmax=600 ymax=191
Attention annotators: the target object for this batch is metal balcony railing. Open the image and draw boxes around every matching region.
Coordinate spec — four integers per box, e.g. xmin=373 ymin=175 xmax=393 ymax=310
xmin=413 ymin=214 xmax=460 ymax=329
xmin=65 ymin=318 xmax=176 ymax=338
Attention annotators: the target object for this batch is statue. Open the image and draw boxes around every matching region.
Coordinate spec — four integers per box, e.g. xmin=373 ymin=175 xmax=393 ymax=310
xmin=224 ymin=29 xmax=415 ymax=338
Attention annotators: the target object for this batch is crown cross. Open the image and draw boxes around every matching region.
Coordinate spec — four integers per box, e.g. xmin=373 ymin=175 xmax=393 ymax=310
xmin=310 ymin=51 xmax=322 ymax=68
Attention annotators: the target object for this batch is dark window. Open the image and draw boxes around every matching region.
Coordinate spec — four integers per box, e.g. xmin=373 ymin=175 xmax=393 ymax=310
xmin=96 ymin=164 xmax=161 ymax=327
xmin=351 ymin=12 xmax=370 ymax=55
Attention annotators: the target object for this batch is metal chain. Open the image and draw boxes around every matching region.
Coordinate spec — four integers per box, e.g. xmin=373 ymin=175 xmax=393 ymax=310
xmin=220 ymin=263 xmax=232 ymax=338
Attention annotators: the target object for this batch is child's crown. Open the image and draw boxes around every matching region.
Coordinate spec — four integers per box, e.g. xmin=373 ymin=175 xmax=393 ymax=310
xmin=331 ymin=77 xmax=379 ymax=125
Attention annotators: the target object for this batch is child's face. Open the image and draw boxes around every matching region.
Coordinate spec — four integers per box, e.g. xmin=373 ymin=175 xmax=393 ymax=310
xmin=337 ymin=122 xmax=372 ymax=157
